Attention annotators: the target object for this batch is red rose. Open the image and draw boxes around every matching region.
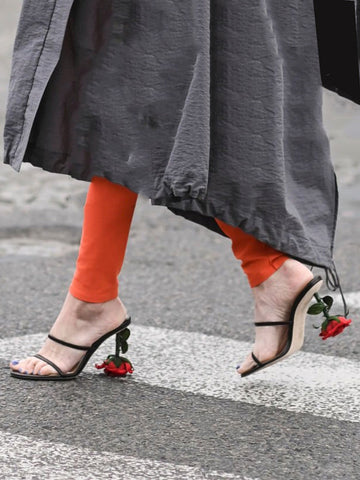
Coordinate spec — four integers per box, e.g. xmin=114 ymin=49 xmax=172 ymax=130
xmin=319 ymin=316 xmax=352 ymax=340
xmin=95 ymin=358 xmax=133 ymax=377
xmin=105 ymin=361 xmax=133 ymax=377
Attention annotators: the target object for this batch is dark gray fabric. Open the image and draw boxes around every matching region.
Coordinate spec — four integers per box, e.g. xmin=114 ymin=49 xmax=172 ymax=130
xmin=3 ymin=0 xmax=338 ymax=269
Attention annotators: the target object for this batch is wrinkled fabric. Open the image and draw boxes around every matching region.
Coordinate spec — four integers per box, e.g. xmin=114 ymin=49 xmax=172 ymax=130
xmin=3 ymin=0 xmax=338 ymax=269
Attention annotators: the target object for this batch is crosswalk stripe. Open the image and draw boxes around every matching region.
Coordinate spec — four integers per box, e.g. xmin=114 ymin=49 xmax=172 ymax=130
xmin=2 ymin=325 xmax=359 ymax=423
xmin=0 ymin=430 xmax=254 ymax=480
xmin=333 ymin=291 xmax=360 ymax=311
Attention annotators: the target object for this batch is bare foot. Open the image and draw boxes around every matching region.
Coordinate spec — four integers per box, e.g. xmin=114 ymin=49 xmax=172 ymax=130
xmin=9 ymin=292 xmax=128 ymax=376
xmin=236 ymin=259 xmax=314 ymax=375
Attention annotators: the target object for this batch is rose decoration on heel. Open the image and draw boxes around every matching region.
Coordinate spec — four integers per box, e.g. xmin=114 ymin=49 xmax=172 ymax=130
xmin=307 ymin=293 xmax=352 ymax=340
xmin=95 ymin=328 xmax=134 ymax=377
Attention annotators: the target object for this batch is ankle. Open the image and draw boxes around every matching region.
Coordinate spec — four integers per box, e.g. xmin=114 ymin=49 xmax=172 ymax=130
xmin=251 ymin=260 xmax=314 ymax=318
xmin=253 ymin=259 xmax=313 ymax=294
xmin=65 ymin=293 xmax=127 ymax=321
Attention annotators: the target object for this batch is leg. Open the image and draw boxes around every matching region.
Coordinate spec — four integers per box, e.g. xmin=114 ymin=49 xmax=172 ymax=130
xmin=214 ymin=218 xmax=314 ymax=374
xmin=69 ymin=176 xmax=137 ymax=302
xmin=10 ymin=176 xmax=138 ymax=376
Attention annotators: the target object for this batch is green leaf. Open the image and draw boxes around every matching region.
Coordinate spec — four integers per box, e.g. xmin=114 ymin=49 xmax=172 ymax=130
xmin=120 ymin=340 xmax=129 ymax=354
xmin=307 ymin=302 xmax=324 ymax=315
xmin=321 ymin=320 xmax=329 ymax=331
xmin=322 ymin=296 xmax=334 ymax=309
xmin=328 ymin=316 xmax=341 ymax=323
xmin=119 ymin=328 xmax=131 ymax=341
xmin=113 ymin=356 xmax=123 ymax=368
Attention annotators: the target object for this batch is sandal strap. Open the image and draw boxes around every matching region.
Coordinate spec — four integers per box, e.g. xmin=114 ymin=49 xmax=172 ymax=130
xmin=254 ymin=321 xmax=291 ymax=326
xmin=33 ymin=353 xmax=65 ymax=376
xmin=48 ymin=334 xmax=90 ymax=351
xmin=251 ymin=352 xmax=263 ymax=366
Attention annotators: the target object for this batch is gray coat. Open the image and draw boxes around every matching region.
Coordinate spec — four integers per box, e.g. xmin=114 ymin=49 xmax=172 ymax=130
xmin=3 ymin=0 xmax=338 ymax=270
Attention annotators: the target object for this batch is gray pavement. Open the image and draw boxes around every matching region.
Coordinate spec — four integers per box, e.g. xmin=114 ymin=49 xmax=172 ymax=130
xmin=0 ymin=2 xmax=359 ymax=479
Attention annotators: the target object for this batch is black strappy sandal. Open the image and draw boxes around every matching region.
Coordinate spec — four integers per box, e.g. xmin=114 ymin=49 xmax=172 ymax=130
xmin=10 ymin=317 xmax=131 ymax=381
xmin=239 ymin=276 xmax=323 ymax=378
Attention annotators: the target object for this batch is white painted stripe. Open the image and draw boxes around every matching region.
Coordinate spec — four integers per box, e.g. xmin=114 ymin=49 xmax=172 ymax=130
xmin=3 ymin=325 xmax=359 ymax=423
xmin=0 ymin=238 xmax=78 ymax=257
xmin=0 ymin=430 xmax=253 ymax=480
xmin=332 ymin=291 xmax=360 ymax=311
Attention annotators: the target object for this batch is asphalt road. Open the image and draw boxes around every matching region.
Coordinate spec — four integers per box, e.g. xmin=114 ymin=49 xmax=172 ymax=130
xmin=0 ymin=2 xmax=359 ymax=479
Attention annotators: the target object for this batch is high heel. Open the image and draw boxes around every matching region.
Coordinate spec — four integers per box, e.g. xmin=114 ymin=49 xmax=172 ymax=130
xmin=10 ymin=317 xmax=131 ymax=381
xmin=240 ymin=276 xmax=323 ymax=377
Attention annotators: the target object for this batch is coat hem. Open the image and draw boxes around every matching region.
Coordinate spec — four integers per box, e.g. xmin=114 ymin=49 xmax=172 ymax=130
xmin=15 ymin=150 xmax=335 ymax=272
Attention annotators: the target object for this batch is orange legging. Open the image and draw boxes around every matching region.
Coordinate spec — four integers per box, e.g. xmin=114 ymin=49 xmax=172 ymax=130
xmin=69 ymin=176 xmax=289 ymax=302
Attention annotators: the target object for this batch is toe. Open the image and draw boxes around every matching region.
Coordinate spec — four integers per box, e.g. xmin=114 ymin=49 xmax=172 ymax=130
xmin=9 ymin=360 xmax=19 ymax=370
xmin=26 ymin=357 xmax=57 ymax=376
xmin=32 ymin=360 xmax=45 ymax=375
xmin=34 ymin=359 xmax=58 ymax=376
xmin=24 ymin=357 xmax=39 ymax=375
xmin=236 ymin=353 xmax=257 ymax=374
xmin=9 ymin=358 xmax=28 ymax=372
xmin=37 ymin=364 xmax=58 ymax=376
